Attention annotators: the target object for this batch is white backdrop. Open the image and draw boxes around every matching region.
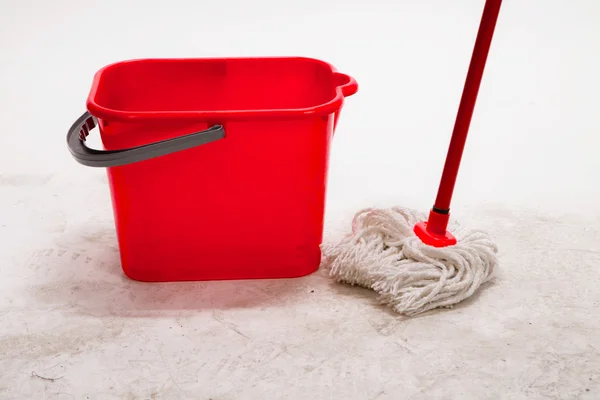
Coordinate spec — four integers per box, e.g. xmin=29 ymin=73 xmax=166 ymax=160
xmin=1 ymin=0 xmax=598 ymax=214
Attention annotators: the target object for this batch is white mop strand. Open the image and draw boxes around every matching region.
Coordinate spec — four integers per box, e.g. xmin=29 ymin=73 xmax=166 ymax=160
xmin=321 ymin=207 xmax=498 ymax=316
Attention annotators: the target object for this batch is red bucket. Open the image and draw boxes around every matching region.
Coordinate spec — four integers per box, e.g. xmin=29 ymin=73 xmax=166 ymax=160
xmin=67 ymin=57 xmax=358 ymax=282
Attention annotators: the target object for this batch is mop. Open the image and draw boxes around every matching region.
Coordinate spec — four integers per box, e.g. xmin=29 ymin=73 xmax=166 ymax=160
xmin=323 ymin=0 xmax=502 ymax=316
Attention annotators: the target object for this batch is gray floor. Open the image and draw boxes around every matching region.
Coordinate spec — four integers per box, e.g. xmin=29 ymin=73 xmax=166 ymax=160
xmin=1 ymin=174 xmax=599 ymax=399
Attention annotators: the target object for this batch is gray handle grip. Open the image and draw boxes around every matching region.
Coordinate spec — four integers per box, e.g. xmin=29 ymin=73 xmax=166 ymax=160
xmin=67 ymin=111 xmax=225 ymax=167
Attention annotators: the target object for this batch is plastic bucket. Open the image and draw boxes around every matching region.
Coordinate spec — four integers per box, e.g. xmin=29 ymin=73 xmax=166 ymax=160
xmin=67 ymin=57 xmax=358 ymax=282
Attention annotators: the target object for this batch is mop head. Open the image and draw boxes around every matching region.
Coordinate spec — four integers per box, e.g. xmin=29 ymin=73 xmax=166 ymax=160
xmin=321 ymin=207 xmax=498 ymax=316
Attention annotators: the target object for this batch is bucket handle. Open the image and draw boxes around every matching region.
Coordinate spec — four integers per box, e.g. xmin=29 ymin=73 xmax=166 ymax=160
xmin=67 ymin=111 xmax=225 ymax=167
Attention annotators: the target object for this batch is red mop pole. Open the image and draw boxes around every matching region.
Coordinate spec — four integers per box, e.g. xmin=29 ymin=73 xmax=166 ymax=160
xmin=414 ymin=0 xmax=503 ymax=247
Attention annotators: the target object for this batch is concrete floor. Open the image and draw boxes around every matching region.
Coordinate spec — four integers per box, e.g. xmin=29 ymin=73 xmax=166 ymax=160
xmin=1 ymin=0 xmax=599 ymax=398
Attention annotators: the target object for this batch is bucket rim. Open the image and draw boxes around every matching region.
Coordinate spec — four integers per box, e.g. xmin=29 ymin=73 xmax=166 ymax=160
xmin=86 ymin=56 xmax=358 ymax=122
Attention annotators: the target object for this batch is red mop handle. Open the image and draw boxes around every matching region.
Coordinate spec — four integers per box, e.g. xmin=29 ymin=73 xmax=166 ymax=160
xmin=414 ymin=0 xmax=502 ymax=247
xmin=433 ymin=0 xmax=502 ymax=213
